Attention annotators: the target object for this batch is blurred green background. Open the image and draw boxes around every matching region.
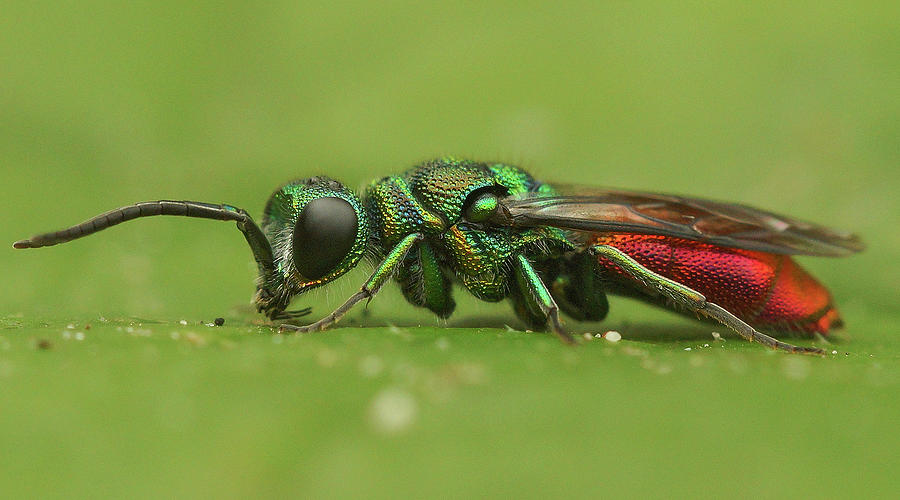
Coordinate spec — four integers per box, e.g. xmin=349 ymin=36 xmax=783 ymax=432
xmin=1 ymin=1 xmax=898 ymax=498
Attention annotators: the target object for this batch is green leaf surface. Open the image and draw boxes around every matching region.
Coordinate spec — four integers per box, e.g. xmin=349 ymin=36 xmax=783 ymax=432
xmin=2 ymin=0 xmax=898 ymax=498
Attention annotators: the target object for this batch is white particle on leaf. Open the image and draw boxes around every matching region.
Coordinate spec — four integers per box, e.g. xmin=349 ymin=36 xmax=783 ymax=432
xmin=74 ymin=332 xmax=85 ymax=341
xmin=603 ymin=331 xmax=622 ymax=342
xmin=179 ymin=320 xmax=188 ymax=326
xmin=368 ymin=388 xmax=417 ymax=435
xmin=684 ymin=347 xmax=692 ymax=351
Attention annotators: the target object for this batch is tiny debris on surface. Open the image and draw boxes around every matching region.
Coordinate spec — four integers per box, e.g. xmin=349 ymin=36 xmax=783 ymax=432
xmin=36 ymin=339 xmax=52 ymax=350
xmin=603 ymin=331 xmax=622 ymax=342
xmin=179 ymin=320 xmax=188 ymax=326
xmin=74 ymin=331 xmax=85 ymax=341
xmin=711 ymin=331 xmax=723 ymax=342
xmin=368 ymin=388 xmax=418 ymax=435
xmin=66 ymin=324 xmax=75 ymax=330
xmin=684 ymin=347 xmax=692 ymax=351
xmin=213 ymin=317 xmax=225 ymax=327
xmin=582 ymin=332 xmax=594 ymax=341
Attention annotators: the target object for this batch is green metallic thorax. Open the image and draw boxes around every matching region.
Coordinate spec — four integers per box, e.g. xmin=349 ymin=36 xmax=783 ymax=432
xmin=364 ymin=158 xmax=572 ymax=315
xmin=257 ymin=157 xmax=578 ymax=323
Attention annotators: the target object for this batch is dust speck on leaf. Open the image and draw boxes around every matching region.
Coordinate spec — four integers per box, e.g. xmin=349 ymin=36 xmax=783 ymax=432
xmin=603 ymin=331 xmax=622 ymax=342
xmin=368 ymin=388 xmax=417 ymax=435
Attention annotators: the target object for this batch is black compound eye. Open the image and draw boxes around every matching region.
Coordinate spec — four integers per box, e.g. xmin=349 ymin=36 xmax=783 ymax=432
xmin=292 ymin=197 xmax=359 ymax=280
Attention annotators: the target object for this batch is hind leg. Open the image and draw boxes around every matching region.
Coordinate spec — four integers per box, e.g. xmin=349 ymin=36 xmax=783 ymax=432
xmin=589 ymin=244 xmax=825 ymax=355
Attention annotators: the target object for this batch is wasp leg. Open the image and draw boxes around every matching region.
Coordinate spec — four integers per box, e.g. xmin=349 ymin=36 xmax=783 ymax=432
xmin=279 ymin=233 xmax=423 ymax=333
xmin=512 ymin=255 xmax=575 ymax=345
xmin=552 ymin=253 xmax=610 ymax=322
xmin=589 ymin=245 xmax=825 ymax=356
xmin=271 ymin=308 xmax=313 ymax=320
xmin=396 ymin=243 xmax=456 ymax=318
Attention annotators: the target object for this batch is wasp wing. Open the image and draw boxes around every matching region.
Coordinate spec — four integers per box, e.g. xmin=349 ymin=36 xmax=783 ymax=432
xmin=492 ymin=187 xmax=864 ymax=256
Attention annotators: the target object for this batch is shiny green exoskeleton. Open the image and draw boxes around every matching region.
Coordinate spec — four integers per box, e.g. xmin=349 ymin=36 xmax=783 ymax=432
xmin=15 ymin=156 xmax=863 ymax=352
xmin=13 ymin=158 xmax=584 ymax=342
xmin=256 ymin=157 xmax=584 ymax=342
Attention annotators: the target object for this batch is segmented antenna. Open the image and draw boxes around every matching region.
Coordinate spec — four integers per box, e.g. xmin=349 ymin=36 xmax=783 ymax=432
xmin=14 ymin=201 xmax=249 ymax=248
xmin=13 ymin=200 xmax=276 ymax=279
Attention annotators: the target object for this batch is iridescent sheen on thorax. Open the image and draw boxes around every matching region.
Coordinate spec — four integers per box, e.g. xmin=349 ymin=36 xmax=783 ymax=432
xmin=364 ymin=157 xmax=572 ymax=301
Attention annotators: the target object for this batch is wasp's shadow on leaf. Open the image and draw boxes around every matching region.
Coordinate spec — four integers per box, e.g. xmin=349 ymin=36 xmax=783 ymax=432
xmin=236 ymin=305 xmax=836 ymax=344
xmin=384 ymin=314 xmax=727 ymax=341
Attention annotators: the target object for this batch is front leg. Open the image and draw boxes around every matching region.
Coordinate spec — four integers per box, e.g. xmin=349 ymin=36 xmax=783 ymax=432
xmin=279 ymin=233 xmax=423 ymax=333
xmin=589 ymin=245 xmax=825 ymax=356
xmin=512 ymin=255 xmax=575 ymax=345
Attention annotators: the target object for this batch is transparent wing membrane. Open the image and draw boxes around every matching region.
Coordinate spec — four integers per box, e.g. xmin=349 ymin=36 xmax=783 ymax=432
xmin=493 ymin=188 xmax=864 ymax=257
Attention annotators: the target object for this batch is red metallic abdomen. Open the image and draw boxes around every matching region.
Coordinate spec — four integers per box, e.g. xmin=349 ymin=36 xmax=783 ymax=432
xmin=591 ymin=234 xmax=842 ymax=335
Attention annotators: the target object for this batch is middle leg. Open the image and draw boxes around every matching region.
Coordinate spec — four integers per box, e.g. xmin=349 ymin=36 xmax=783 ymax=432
xmin=511 ymin=254 xmax=575 ymax=345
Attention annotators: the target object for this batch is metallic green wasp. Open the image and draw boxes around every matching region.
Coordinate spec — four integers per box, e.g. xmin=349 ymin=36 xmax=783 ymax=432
xmin=14 ymin=158 xmax=862 ymax=354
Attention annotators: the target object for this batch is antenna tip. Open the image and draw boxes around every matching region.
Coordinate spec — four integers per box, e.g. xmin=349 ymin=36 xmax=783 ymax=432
xmin=13 ymin=240 xmax=33 ymax=249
